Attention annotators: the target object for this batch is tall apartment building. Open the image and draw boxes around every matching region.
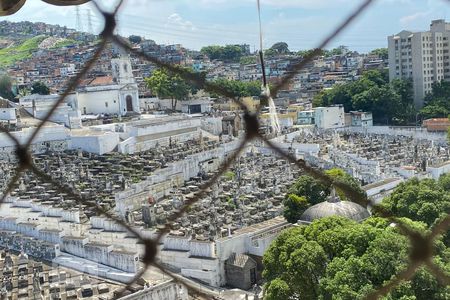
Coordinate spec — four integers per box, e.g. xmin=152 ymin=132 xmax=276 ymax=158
xmin=388 ymin=19 xmax=450 ymax=108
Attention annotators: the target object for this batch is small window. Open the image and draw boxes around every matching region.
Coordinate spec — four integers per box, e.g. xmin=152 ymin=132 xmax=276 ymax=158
xmin=105 ymin=102 xmax=108 ymax=108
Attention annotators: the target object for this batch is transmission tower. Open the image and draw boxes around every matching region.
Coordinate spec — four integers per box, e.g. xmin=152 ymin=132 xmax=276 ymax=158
xmin=87 ymin=10 xmax=93 ymax=34
xmin=75 ymin=6 xmax=83 ymax=32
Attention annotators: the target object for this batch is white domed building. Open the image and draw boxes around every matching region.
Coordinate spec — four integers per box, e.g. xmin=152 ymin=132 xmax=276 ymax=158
xmin=298 ymin=190 xmax=370 ymax=224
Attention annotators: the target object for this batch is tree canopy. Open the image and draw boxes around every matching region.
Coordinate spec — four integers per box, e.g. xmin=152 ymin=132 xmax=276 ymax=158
xmin=377 ymin=176 xmax=450 ymax=227
xmin=31 ymin=81 xmax=50 ymax=95
xmin=313 ymin=70 xmax=415 ymax=125
xmin=0 ymin=74 xmax=14 ymax=100
xmin=263 ymin=216 xmax=450 ymax=300
xmin=209 ymin=79 xmax=261 ymax=99
xmin=283 ymin=168 xmax=364 ymax=223
xmin=297 ymin=49 xmax=317 ymax=58
xmin=369 ymin=48 xmax=388 ymax=60
xmin=145 ymin=68 xmax=193 ymax=111
xmin=128 ymin=35 xmax=142 ymax=44
xmin=200 ymin=45 xmax=243 ymax=62
xmin=420 ymin=81 xmax=450 ymax=119
xmin=264 ymin=42 xmax=290 ymax=57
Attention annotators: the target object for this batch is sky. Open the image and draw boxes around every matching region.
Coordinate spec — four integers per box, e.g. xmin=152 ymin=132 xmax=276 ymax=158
xmin=3 ymin=0 xmax=450 ymax=53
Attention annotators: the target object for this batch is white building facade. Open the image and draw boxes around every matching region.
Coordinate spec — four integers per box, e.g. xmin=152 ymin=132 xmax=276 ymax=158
xmin=388 ymin=19 xmax=450 ymax=108
xmin=76 ymin=56 xmax=140 ymax=116
xmin=314 ymin=105 xmax=345 ymax=129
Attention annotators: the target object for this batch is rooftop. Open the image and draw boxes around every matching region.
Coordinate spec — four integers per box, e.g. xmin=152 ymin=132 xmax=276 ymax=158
xmin=300 ymin=200 xmax=370 ymax=223
xmin=362 ymin=177 xmax=402 ymax=191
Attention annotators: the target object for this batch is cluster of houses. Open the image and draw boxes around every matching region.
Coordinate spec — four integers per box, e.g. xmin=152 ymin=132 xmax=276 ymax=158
xmin=1 ymin=21 xmax=390 ymax=115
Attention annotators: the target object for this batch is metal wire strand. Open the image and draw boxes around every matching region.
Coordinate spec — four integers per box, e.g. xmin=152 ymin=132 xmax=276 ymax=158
xmin=24 ymin=39 xmax=108 ymax=149
xmin=110 ymin=35 xmax=249 ymax=112
xmin=30 ymin=163 xmax=144 ymax=240
xmin=156 ymin=136 xmax=249 ymax=242
xmin=0 ymin=0 xmax=448 ymax=299
xmin=365 ymin=261 xmax=421 ymax=300
xmin=270 ymin=0 xmax=376 ymax=98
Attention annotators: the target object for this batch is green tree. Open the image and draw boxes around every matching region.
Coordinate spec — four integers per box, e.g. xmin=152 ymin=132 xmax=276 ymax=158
xmin=263 ymin=48 xmax=278 ymax=57
xmin=31 ymin=81 xmax=50 ymax=95
xmin=369 ymin=48 xmax=388 ymax=60
xmin=209 ymin=79 xmax=261 ymax=99
xmin=0 ymin=74 xmax=15 ymax=100
xmin=265 ymin=278 xmax=291 ymax=300
xmin=263 ymin=216 xmax=450 ymax=300
xmin=362 ymin=69 xmax=388 ymax=86
xmin=283 ymin=168 xmax=364 ymax=224
xmin=145 ymin=69 xmax=191 ymax=111
xmin=378 ymin=177 xmax=450 ymax=226
xmin=128 ymin=35 xmax=142 ymax=44
xmin=324 ymin=168 xmax=364 ymax=201
xmin=439 ymin=173 xmax=450 ymax=191
xmin=286 ymin=175 xmax=329 ymax=206
xmin=200 ymin=45 xmax=243 ymax=62
xmin=283 ymin=194 xmax=309 ymax=223
xmin=239 ymin=55 xmax=256 ymax=65
xmin=421 ymin=105 xmax=450 ymax=119
xmin=421 ymin=81 xmax=450 ymax=118
xmin=297 ymin=49 xmax=318 ymax=58
xmin=323 ymin=47 xmax=345 ymax=57
xmin=269 ymin=42 xmax=290 ymax=55
xmin=313 ymin=69 xmax=414 ymax=125
xmin=313 ymin=83 xmax=354 ymax=112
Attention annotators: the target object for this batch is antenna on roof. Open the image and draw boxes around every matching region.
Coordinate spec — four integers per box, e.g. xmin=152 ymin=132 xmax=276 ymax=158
xmin=256 ymin=0 xmax=280 ymax=134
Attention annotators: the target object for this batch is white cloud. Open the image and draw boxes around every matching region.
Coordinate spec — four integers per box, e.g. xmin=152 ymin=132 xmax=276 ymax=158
xmin=198 ymin=0 xmax=359 ymax=9
xmin=166 ymin=13 xmax=196 ymax=31
xmin=400 ymin=11 xmax=431 ymax=26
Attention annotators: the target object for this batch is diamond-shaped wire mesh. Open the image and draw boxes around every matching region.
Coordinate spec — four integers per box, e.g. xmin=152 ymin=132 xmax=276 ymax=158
xmin=0 ymin=0 xmax=449 ymax=299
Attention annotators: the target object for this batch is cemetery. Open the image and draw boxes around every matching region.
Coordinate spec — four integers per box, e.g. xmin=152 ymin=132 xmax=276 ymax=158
xmin=0 ymin=121 xmax=448 ymax=292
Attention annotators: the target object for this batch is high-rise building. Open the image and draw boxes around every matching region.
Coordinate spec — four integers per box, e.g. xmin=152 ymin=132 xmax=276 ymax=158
xmin=388 ymin=19 xmax=450 ymax=108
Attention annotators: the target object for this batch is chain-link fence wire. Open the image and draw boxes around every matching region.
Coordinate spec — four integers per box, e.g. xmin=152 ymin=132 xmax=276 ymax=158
xmin=0 ymin=0 xmax=450 ymax=299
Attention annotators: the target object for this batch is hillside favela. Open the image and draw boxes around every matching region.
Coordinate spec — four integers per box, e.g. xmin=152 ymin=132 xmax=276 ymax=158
xmin=0 ymin=1 xmax=449 ymax=299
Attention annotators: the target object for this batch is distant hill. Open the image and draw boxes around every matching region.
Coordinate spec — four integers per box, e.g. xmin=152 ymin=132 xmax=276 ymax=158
xmin=0 ymin=20 xmax=96 ymax=68
xmin=0 ymin=36 xmax=46 ymax=67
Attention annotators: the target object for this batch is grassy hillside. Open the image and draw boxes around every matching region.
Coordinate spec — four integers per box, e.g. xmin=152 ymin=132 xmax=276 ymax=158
xmin=51 ymin=38 xmax=81 ymax=49
xmin=0 ymin=35 xmax=47 ymax=67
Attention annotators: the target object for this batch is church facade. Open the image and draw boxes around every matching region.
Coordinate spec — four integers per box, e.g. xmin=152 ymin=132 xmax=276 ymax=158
xmin=76 ymin=57 xmax=140 ymax=117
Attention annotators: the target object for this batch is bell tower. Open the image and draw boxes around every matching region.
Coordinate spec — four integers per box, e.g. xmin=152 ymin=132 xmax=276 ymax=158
xmin=111 ymin=56 xmax=135 ymax=85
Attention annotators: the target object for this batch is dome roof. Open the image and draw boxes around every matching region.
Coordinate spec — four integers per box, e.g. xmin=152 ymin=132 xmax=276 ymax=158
xmin=299 ymin=200 xmax=370 ymax=223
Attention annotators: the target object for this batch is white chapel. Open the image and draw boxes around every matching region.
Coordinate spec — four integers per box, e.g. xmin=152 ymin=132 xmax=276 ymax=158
xmin=75 ymin=56 xmax=140 ymax=116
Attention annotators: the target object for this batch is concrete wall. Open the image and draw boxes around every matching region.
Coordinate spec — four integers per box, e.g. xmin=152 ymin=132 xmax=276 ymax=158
xmin=363 ymin=178 xmax=404 ymax=206
xmin=337 ymin=126 xmax=447 ymax=142
xmin=0 ymin=107 xmax=16 ymax=121
xmin=427 ymin=161 xmax=450 ymax=179
xmin=77 ymin=88 xmax=121 ymax=115
xmin=69 ymin=132 xmax=120 ymax=154
xmin=201 ymin=116 xmax=223 ymax=135
xmin=0 ymin=125 xmax=68 ymax=152
xmin=61 ymin=236 xmax=139 ymax=273
xmin=118 ymin=129 xmax=201 ymax=154
xmin=130 ymin=118 xmax=201 ymax=137
xmin=314 ymin=106 xmax=345 ymax=129
xmin=119 ymin=281 xmax=188 ymax=300
xmin=159 ymin=250 xmax=222 ymax=286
